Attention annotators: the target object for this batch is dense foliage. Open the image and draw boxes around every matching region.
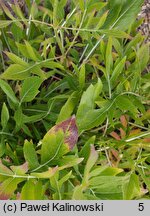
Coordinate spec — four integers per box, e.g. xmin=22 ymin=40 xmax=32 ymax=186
xmin=0 ymin=0 xmax=149 ymax=200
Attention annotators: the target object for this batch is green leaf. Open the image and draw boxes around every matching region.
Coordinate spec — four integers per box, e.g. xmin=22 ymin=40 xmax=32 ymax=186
xmin=78 ymin=0 xmax=85 ymax=11
xmin=83 ymin=145 xmax=98 ymax=185
xmin=0 ymin=79 xmax=19 ymax=104
xmin=21 ymin=180 xmax=36 ymax=200
xmin=89 ymin=176 xmax=126 ymax=200
xmin=77 ymin=107 xmax=107 ymax=132
xmin=0 ymin=20 xmax=13 ymax=28
xmin=104 ymin=0 xmax=144 ymax=31
xmin=96 ymin=11 xmax=108 ymax=29
xmin=0 ymin=178 xmax=23 ymax=200
xmin=40 ymin=61 xmax=64 ymax=70
xmin=72 ymin=185 xmax=87 ymax=200
xmin=57 ymin=92 xmax=78 ymax=123
xmin=41 ymin=116 xmax=78 ymax=164
xmin=77 ymin=78 xmax=103 ymax=120
xmin=24 ymin=41 xmax=40 ymax=62
xmin=0 ymin=2 xmax=15 ymax=20
xmin=110 ymin=56 xmax=126 ymax=84
xmin=21 ymin=180 xmax=44 ymax=200
xmin=57 ymin=156 xmax=83 ymax=170
xmin=90 ymin=167 xmax=123 ymax=178
xmin=16 ymin=42 xmax=33 ymax=59
xmin=100 ymin=29 xmax=130 ymax=39
xmin=79 ymin=64 xmax=85 ymax=90
xmin=31 ymin=167 xmax=58 ymax=178
xmin=79 ymin=136 xmax=96 ymax=162
xmin=58 ymin=171 xmax=72 ymax=188
xmin=0 ymin=64 xmax=30 ymax=80
xmin=23 ymin=140 xmax=40 ymax=171
xmin=115 ymin=95 xmax=138 ymax=115
xmin=123 ymin=173 xmax=141 ymax=200
xmin=1 ymin=103 xmax=9 ymax=129
xmin=0 ymin=160 xmax=13 ymax=175
xmin=136 ymin=43 xmax=149 ymax=71
xmin=20 ymin=77 xmax=42 ymax=103
xmin=10 ymin=162 xmax=28 ymax=175
xmin=14 ymin=107 xmax=23 ymax=129
xmin=106 ymin=37 xmax=113 ymax=76
xmin=5 ymin=52 xmax=28 ymax=67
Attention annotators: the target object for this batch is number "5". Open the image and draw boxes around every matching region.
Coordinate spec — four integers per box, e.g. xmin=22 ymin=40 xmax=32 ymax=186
xmin=138 ymin=203 xmax=144 ymax=211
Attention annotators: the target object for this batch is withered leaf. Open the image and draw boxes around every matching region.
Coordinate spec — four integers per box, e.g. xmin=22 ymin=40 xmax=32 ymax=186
xmin=48 ymin=115 xmax=78 ymax=150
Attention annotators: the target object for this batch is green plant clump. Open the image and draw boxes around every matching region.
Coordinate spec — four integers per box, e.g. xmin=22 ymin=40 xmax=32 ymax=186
xmin=0 ymin=0 xmax=149 ymax=200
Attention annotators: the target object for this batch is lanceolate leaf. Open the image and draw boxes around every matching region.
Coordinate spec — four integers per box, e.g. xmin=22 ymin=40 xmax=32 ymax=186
xmin=115 ymin=95 xmax=138 ymax=115
xmin=103 ymin=0 xmax=144 ymax=31
xmin=0 ymin=64 xmax=30 ymax=80
xmin=10 ymin=162 xmax=28 ymax=175
xmin=21 ymin=180 xmax=44 ymax=200
xmin=5 ymin=52 xmax=29 ymax=67
xmin=57 ymin=92 xmax=78 ymax=123
xmin=31 ymin=167 xmax=58 ymax=178
xmin=0 ymin=178 xmax=24 ymax=200
xmin=1 ymin=103 xmax=9 ymax=129
xmin=23 ymin=140 xmax=40 ymax=170
xmin=0 ymin=20 xmax=13 ymax=28
xmin=83 ymin=145 xmax=98 ymax=185
xmin=20 ymin=77 xmax=42 ymax=103
xmin=0 ymin=161 xmax=28 ymax=200
xmin=77 ymin=78 xmax=103 ymax=119
xmin=0 ymin=79 xmax=19 ymax=104
xmin=123 ymin=173 xmax=141 ymax=200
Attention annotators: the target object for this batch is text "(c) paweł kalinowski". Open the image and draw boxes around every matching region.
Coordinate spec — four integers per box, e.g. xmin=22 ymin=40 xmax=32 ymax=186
xmin=20 ymin=202 xmax=104 ymax=212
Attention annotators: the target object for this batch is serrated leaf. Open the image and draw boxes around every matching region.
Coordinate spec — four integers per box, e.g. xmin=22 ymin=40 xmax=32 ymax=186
xmin=1 ymin=103 xmax=9 ymax=129
xmin=20 ymin=77 xmax=42 ymax=103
